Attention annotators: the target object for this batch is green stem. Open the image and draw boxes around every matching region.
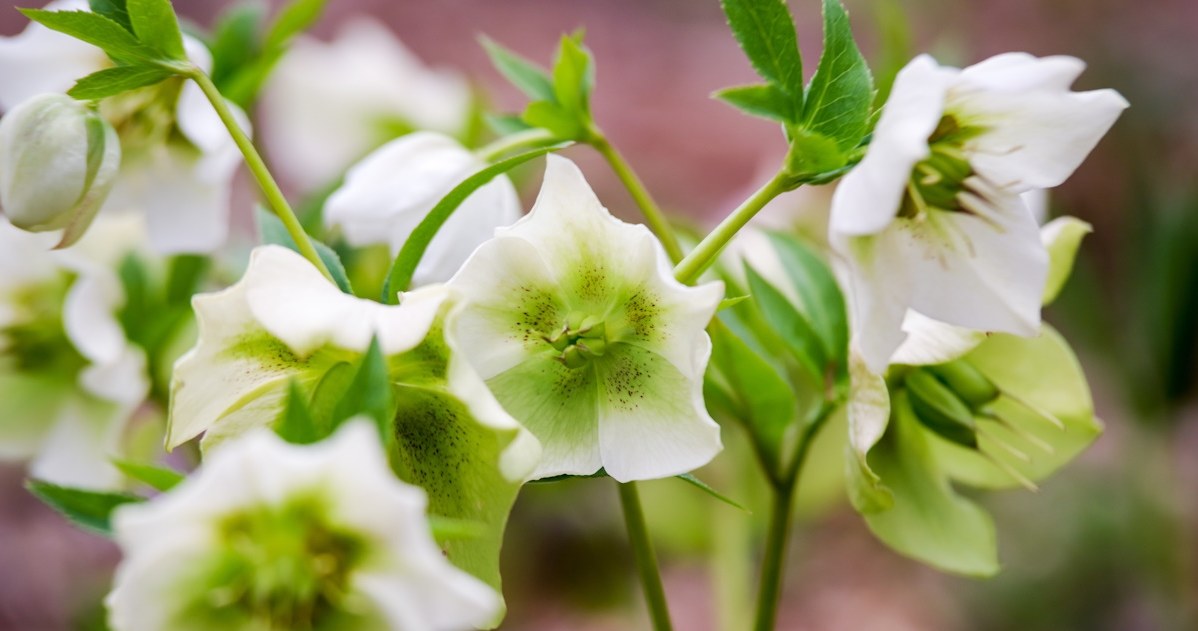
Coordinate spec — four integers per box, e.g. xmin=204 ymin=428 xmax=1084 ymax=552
xmin=185 ymin=68 xmax=333 ymax=282
xmin=476 ymin=128 xmax=557 ymax=162
xmin=753 ymin=404 xmax=835 ymax=631
xmin=589 ymin=132 xmax=686 ymax=264
xmin=674 ymin=169 xmax=791 ymax=285
xmin=618 ymin=481 xmax=674 ymax=631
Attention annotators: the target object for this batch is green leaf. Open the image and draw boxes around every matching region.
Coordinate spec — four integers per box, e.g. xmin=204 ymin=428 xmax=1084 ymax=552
xmin=20 ymin=9 xmax=159 ymax=65
xmin=713 ymin=83 xmax=794 ymax=122
xmin=676 ymin=473 xmax=749 ymax=513
xmin=551 ymin=33 xmax=595 ymax=117
xmin=88 ymin=0 xmax=132 ymax=32
xmin=68 ymin=64 xmax=172 ymax=100
xmin=862 ymin=391 xmax=999 ymax=576
xmin=255 ymin=206 xmax=353 ymax=294
xmin=332 ymin=337 xmax=396 ymax=447
xmin=767 ymin=232 xmax=849 ymax=379
xmin=164 ymin=254 xmax=208 ymax=305
xmin=1041 ymin=217 xmax=1092 ymax=305
xmin=707 ymin=320 xmax=797 ymax=476
xmin=785 ymin=126 xmax=848 ymax=178
xmin=112 ymin=459 xmax=185 ymax=492
xmin=382 ymin=142 xmax=570 ymax=301
xmin=484 ymin=113 xmax=534 ymax=136
xmin=521 ymin=100 xmax=582 ymax=140
xmin=263 ymin=0 xmax=327 ymax=51
xmin=208 ymin=4 xmax=265 ymax=90
xmin=126 ymin=0 xmax=186 ymax=59
xmin=276 ymin=379 xmax=322 ymax=445
xmin=718 ymin=295 xmax=750 ymax=311
xmin=480 ymin=36 xmax=555 ymax=102
xmin=719 ymin=0 xmax=804 ymax=112
xmin=26 ymin=480 xmax=143 ymax=535
xmin=800 ymin=0 xmax=874 ymax=152
xmin=744 ymin=264 xmax=826 ymax=381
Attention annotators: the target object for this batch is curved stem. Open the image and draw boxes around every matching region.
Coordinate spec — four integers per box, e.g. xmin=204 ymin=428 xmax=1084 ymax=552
xmin=618 ymin=481 xmax=674 ymax=631
xmin=476 ymin=127 xmax=557 ymax=162
xmin=674 ymin=170 xmax=791 ymax=285
xmin=589 ymin=132 xmax=686 ymax=264
xmin=185 ymin=68 xmax=333 ymax=282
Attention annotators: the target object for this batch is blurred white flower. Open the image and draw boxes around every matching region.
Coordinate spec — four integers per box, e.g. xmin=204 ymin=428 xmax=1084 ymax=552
xmin=449 ymin=156 xmax=724 ymax=482
xmin=324 ymin=132 xmax=521 ymax=285
xmin=829 ymin=53 xmax=1126 ymax=372
xmin=107 ymin=421 xmax=501 ymax=631
xmin=0 ymin=214 xmax=148 ymax=488
xmin=0 ymin=1 xmax=244 ymax=254
xmin=260 ymin=17 xmax=472 ymax=189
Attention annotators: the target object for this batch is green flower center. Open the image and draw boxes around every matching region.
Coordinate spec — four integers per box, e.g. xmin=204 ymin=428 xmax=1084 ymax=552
xmin=0 ymin=276 xmax=86 ymax=375
xmin=543 ymin=311 xmax=609 ymax=369
xmin=193 ymin=495 xmax=367 ymax=630
xmin=899 ymin=114 xmax=987 ymax=219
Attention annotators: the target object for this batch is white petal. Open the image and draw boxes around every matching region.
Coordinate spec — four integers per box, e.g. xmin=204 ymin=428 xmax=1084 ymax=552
xmin=79 ymin=344 xmax=148 ymax=406
xmin=829 ymin=229 xmax=914 ymax=373
xmin=62 ymin=271 xmax=124 ymax=364
xmin=0 ymin=0 xmax=106 ymax=111
xmin=29 ymin=397 xmax=130 ymax=489
xmin=830 ymin=55 xmax=953 ymax=236
xmin=844 ymin=352 xmax=893 ymax=513
xmin=889 ymin=311 xmax=987 ymax=366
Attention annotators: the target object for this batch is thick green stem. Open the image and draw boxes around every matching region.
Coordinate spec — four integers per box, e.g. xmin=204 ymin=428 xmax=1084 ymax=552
xmin=185 ymin=68 xmax=333 ymax=282
xmin=589 ymin=132 xmax=686 ymax=264
xmin=674 ymin=170 xmax=791 ymax=285
xmin=476 ymin=127 xmax=557 ymax=162
xmin=618 ymin=481 xmax=674 ymax=631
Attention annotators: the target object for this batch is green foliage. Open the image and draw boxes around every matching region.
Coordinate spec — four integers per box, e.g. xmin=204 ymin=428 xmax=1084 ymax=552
xmin=20 ymin=9 xmax=159 ymax=64
xmin=480 ymin=36 xmax=555 ymax=102
xmin=745 ymin=265 xmax=826 ymax=383
xmin=277 ymin=380 xmax=322 ymax=445
xmin=713 ymin=84 xmax=794 ymax=123
xmin=767 ymin=232 xmax=848 ymax=374
xmin=26 ymin=479 xmax=143 ymax=535
xmin=719 ymin=0 xmax=804 ymax=110
xmin=331 ymin=337 xmax=396 ymax=447
xmin=207 ymin=0 xmax=329 ymax=107
xmin=256 ymin=206 xmax=353 ymax=294
xmin=126 ymin=0 xmax=185 ymax=59
xmin=382 ymin=143 xmax=569 ymax=301
xmin=112 ymin=459 xmax=185 ymax=492
xmin=800 ymin=0 xmax=874 ymax=152
xmin=88 ymin=0 xmax=132 ymax=32
xmin=676 ymin=473 xmax=749 ymax=513
xmin=484 ymin=33 xmax=597 ymax=142
xmin=68 ymin=65 xmax=172 ymax=100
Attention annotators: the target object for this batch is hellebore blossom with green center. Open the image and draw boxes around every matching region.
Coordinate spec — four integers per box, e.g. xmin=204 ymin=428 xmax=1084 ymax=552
xmin=108 ymin=421 xmax=501 ymax=631
xmin=449 ymin=156 xmax=725 ymax=482
xmin=830 ymin=52 xmax=1127 ymax=372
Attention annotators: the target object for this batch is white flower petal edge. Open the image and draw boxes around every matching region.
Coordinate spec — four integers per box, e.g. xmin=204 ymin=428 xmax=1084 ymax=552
xmin=450 ymin=156 xmax=724 ymax=482
xmin=0 ymin=0 xmax=103 ymax=111
xmin=107 ymin=421 xmax=501 ymax=631
xmin=325 ymin=132 xmax=522 ymax=285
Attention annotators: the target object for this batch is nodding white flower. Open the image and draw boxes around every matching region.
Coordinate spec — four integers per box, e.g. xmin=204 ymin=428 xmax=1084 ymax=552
xmin=260 ymin=17 xmax=472 ymax=189
xmin=448 ymin=156 xmax=724 ymax=482
xmin=0 ymin=215 xmax=148 ymax=489
xmin=0 ymin=1 xmax=244 ymax=254
xmin=324 ymin=132 xmax=521 ymax=285
xmin=830 ymin=52 xmax=1127 ymax=372
xmin=0 ymin=93 xmax=121 ymax=245
xmin=107 ymin=421 xmax=502 ymax=631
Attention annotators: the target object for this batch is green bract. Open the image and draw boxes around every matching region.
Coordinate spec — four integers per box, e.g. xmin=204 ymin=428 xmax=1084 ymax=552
xmin=448 ymin=156 xmax=725 ymax=482
xmin=167 ymin=245 xmax=540 ymax=607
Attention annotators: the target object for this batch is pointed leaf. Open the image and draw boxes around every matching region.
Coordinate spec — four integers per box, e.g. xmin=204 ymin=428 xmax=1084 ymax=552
xmin=68 ymin=64 xmax=173 ymax=100
xmin=676 ymin=473 xmax=749 ymax=513
xmin=714 ymin=83 xmax=794 ymax=123
xmin=767 ymin=231 xmax=848 ymax=378
xmin=20 ymin=9 xmax=159 ymax=65
xmin=26 ymin=480 xmax=143 ymax=535
xmin=276 ymin=379 xmax=322 ymax=444
xmin=551 ymin=33 xmax=594 ymax=116
xmin=801 ymin=0 xmax=874 ymax=152
xmin=745 ymin=263 xmax=826 ymax=381
xmin=111 ymin=459 xmax=185 ymax=492
xmin=88 ymin=0 xmax=132 ymax=32
xmin=332 ymin=337 xmax=396 ymax=446
xmin=719 ymin=0 xmax=804 ymax=111
xmin=126 ymin=0 xmax=186 ymax=59
xmin=480 ymin=36 xmax=555 ymax=102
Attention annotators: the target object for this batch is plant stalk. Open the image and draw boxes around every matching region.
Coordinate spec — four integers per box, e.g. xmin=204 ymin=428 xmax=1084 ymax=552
xmin=476 ymin=127 xmax=557 ymax=162
xmin=589 ymin=132 xmax=686 ymax=264
xmin=618 ymin=481 xmax=674 ymax=631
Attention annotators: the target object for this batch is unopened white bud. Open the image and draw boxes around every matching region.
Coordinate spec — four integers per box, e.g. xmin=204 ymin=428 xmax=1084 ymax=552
xmin=0 ymin=93 xmax=121 ymax=247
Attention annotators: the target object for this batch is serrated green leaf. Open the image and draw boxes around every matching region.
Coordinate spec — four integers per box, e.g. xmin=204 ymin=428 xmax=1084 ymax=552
xmin=332 ymin=337 xmax=396 ymax=447
xmin=276 ymin=379 xmax=322 ymax=445
xmin=551 ymin=33 xmax=594 ymax=117
xmin=745 ymin=264 xmax=826 ymax=381
xmin=88 ymin=0 xmax=131 ymax=32
xmin=383 ymin=142 xmax=570 ymax=301
xmin=767 ymin=231 xmax=848 ymax=378
xmin=26 ymin=480 xmax=143 ymax=535
xmin=255 ymin=206 xmax=353 ymax=294
xmin=20 ymin=9 xmax=159 ymax=65
xmin=719 ymin=0 xmax=804 ymax=113
xmin=713 ymin=83 xmax=794 ymax=123
xmin=521 ymin=100 xmax=582 ymax=140
xmin=112 ymin=459 xmax=185 ymax=492
xmin=126 ymin=0 xmax=185 ymax=59
xmin=801 ymin=0 xmax=874 ymax=152
xmin=263 ymin=0 xmax=326 ymax=51
xmin=68 ymin=64 xmax=172 ymax=100
xmin=480 ymin=36 xmax=555 ymax=102
xmin=676 ymin=473 xmax=749 ymax=513
xmin=786 ymin=126 xmax=847 ymax=178
xmin=707 ymin=320 xmax=797 ymax=476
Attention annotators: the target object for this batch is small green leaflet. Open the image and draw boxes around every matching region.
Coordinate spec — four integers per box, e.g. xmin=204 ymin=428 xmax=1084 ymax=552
xmin=330 ymin=337 xmax=396 ymax=448
xmin=277 ymin=379 xmax=322 ymax=445
xmin=26 ymin=480 xmax=143 ymax=535
xmin=744 ymin=264 xmax=827 ymax=383
xmin=766 ymin=231 xmax=848 ymax=382
xmin=719 ymin=0 xmax=804 ymax=116
xmin=112 ymin=459 xmax=186 ymax=492
xmin=713 ymin=83 xmax=794 ymax=123
xmin=676 ymin=473 xmax=749 ymax=513
xmin=68 ymin=65 xmax=172 ymax=100
xmin=255 ymin=206 xmax=353 ymax=294
xmin=480 ymin=36 xmax=555 ymax=102
xmin=88 ymin=0 xmax=132 ymax=32
xmin=126 ymin=0 xmax=186 ymax=60
xmin=382 ymin=142 xmax=570 ymax=302
xmin=801 ymin=0 xmax=874 ymax=152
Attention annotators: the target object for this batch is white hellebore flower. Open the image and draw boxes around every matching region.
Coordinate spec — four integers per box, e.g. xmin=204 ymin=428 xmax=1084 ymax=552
xmin=829 ymin=52 xmax=1127 ymax=372
xmin=108 ymin=421 xmax=501 ymax=631
xmin=260 ymin=17 xmax=472 ymax=188
xmin=0 ymin=93 xmax=120 ymax=246
xmin=0 ymin=0 xmax=245 ymax=254
xmin=449 ymin=156 xmax=724 ymax=482
xmin=325 ymin=131 xmax=522 ymax=285
xmin=0 ymin=215 xmax=148 ymax=488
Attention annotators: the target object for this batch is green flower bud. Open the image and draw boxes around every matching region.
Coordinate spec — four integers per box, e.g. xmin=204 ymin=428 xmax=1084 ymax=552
xmin=905 ymin=368 xmax=978 ymax=448
xmin=0 ymin=94 xmax=121 ymax=247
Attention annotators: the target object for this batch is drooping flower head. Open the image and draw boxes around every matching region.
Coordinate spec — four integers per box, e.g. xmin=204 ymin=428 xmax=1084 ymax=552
xmin=830 ymin=53 xmax=1127 ymax=371
xmin=107 ymin=421 xmax=501 ymax=631
xmin=449 ymin=156 xmax=724 ymax=482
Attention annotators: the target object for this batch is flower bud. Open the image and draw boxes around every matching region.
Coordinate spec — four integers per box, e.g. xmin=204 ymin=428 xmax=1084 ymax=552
xmin=0 ymin=93 xmax=121 ymax=247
